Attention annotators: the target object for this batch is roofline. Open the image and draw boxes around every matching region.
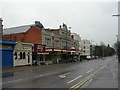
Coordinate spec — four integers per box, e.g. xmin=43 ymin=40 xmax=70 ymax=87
xmin=3 ymin=25 xmax=30 ymax=29
xmin=3 ymin=32 xmax=25 ymax=35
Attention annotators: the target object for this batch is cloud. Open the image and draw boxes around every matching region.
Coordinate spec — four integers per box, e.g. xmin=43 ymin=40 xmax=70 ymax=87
xmin=2 ymin=1 xmax=118 ymax=46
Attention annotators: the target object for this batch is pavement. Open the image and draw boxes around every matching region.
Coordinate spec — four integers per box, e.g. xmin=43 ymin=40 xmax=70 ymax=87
xmin=1 ymin=65 xmax=47 ymax=74
xmin=1 ymin=61 xmax=81 ymax=74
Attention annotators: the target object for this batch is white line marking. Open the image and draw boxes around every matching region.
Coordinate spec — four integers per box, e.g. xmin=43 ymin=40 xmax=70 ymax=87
xmin=87 ymin=69 xmax=94 ymax=73
xmin=67 ymin=75 xmax=82 ymax=84
xmin=1 ymin=79 xmax=22 ymax=85
xmin=59 ymin=75 xmax=66 ymax=78
xmin=34 ymin=73 xmax=51 ymax=78
xmin=59 ymin=72 xmax=70 ymax=79
xmin=61 ymin=72 xmax=70 ymax=76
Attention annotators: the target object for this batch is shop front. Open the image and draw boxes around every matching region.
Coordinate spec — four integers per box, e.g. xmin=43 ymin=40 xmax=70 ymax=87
xmin=61 ymin=49 xmax=69 ymax=63
xmin=0 ymin=40 xmax=16 ymax=68
xmin=14 ymin=41 xmax=33 ymax=66
xmin=32 ymin=44 xmax=48 ymax=65
xmin=45 ymin=48 xmax=62 ymax=64
xmin=53 ymin=49 xmax=62 ymax=64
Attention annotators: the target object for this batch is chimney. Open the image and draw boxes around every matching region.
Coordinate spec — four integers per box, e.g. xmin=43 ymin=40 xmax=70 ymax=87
xmin=35 ymin=21 xmax=44 ymax=28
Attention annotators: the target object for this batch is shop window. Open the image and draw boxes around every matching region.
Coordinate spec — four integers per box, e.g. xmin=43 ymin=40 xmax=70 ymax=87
xmin=23 ymin=52 xmax=26 ymax=59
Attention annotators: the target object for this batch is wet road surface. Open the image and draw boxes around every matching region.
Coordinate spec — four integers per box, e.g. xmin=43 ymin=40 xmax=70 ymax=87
xmin=1 ymin=56 xmax=118 ymax=88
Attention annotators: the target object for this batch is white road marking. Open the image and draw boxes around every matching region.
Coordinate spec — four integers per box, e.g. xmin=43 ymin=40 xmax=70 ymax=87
xmin=1 ymin=79 xmax=22 ymax=85
xmin=34 ymin=73 xmax=52 ymax=78
xmin=87 ymin=69 xmax=94 ymax=73
xmin=61 ymin=72 xmax=70 ymax=76
xmin=59 ymin=72 xmax=70 ymax=79
xmin=67 ymin=75 xmax=82 ymax=84
xmin=59 ymin=75 xmax=66 ymax=78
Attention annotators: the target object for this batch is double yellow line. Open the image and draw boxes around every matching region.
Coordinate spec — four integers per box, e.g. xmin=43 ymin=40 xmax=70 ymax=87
xmin=69 ymin=64 xmax=107 ymax=90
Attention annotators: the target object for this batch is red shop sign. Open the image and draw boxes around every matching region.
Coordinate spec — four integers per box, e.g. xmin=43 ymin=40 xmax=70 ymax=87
xmin=63 ymin=52 xmax=67 ymax=54
xmin=34 ymin=45 xmax=45 ymax=51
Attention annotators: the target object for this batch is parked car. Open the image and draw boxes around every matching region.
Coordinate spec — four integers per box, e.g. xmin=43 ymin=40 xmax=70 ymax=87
xmin=95 ymin=56 xmax=98 ymax=59
xmin=86 ymin=56 xmax=91 ymax=60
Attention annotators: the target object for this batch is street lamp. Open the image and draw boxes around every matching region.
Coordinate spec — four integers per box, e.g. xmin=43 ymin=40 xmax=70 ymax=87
xmin=112 ymin=14 xmax=120 ymax=17
xmin=112 ymin=14 xmax=120 ymax=63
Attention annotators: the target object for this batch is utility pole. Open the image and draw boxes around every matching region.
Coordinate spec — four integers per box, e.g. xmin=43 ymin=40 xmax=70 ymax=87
xmin=113 ymin=14 xmax=120 ymax=63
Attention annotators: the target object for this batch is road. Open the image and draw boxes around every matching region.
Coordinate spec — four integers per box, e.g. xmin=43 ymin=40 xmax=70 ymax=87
xmin=1 ymin=56 xmax=118 ymax=89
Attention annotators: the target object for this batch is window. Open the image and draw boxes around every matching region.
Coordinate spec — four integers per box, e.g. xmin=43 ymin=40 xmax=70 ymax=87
xmin=20 ymin=52 xmax=22 ymax=59
xmin=48 ymin=39 xmax=51 ymax=46
xmin=14 ymin=52 xmax=17 ymax=60
xmin=84 ymin=41 xmax=85 ymax=44
xmin=84 ymin=46 xmax=85 ymax=49
xmin=23 ymin=52 xmax=26 ymax=59
xmin=54 ymin=40 xmax=59 ymax=48
xmin=45 ymin=38 xmax=51 ymax=47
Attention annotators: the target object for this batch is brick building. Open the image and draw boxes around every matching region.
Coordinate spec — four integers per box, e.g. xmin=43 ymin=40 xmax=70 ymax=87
xmin=3 ymin=21 xmax=81 ymax=64
xmin=3 ymin=22 xmax=43 ymax=44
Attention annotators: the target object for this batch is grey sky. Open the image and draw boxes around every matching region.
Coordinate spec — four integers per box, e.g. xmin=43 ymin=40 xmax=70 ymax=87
xmin=1 ymin=0 xmax=119 ymax=46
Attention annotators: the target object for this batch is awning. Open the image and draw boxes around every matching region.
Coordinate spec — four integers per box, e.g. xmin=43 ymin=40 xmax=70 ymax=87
xmin=37 ymin=52 xmax=49 ymax=55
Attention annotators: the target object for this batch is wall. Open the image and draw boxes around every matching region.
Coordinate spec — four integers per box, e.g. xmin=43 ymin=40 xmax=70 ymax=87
xmin=24 ymin=26 xmax=42 ymax=44
xmin=80 ymin=40 xmax=90 ymax=56
xmin=3 ymin=26 xmax=42 ymax=44
xmin=3 ymin=33 xmax=25 ymax=41
xmin=14 ymin=42 xmax=33 ymax=66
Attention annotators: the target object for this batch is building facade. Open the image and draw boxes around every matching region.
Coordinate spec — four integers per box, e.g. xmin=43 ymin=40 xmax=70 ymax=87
xmin=0 ymin=40 xmax=16 ymax=67
xmin=14 ymin=41 xmax=33 ymax=66
xmin=71 ymin=33 xmax=81 ymax=50
xmin=2 ymin=21 xmax=81 ymax=64
xmin=80 ymin=39 xmax=90 ymax=57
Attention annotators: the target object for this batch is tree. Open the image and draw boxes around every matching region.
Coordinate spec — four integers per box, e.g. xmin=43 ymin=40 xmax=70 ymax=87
xmin=93 ymin=44 xmax=115 ymax=58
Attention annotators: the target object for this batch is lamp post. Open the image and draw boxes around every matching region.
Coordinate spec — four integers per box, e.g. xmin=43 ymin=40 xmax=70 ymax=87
xmin=112 ymin=14 xmax=120 ymax=63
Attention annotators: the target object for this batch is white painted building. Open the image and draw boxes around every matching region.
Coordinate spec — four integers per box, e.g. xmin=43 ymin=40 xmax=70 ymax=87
xmin=71 ymin=32 xmax=81 ymax=50
xmin=71 ymin=33 xmax=81 ymax=41
xmin=80 ymin=39 xmax=90 ymax=56
xmin=14 ymin=41 xmax=33 ymax=66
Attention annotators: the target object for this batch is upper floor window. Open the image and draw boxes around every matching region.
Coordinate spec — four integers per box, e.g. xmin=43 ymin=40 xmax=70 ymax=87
xmin=45 ymin=38 xmax=51 ymax=47
xmin=84 ymin=46 xmax=85 ymax=49
xmin=54 ymin=40 xmax=59 ymax=48
xmin=84 ymin=41 xmax=85 ymax=44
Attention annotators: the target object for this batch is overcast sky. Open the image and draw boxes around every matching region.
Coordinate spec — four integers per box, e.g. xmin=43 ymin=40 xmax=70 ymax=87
xmin=1 ymin=0 xmax=119 ymax=46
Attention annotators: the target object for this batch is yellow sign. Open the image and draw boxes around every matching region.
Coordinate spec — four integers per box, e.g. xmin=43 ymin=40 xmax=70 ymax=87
xmin=54 ymin=52 xmax=62 ymax=55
